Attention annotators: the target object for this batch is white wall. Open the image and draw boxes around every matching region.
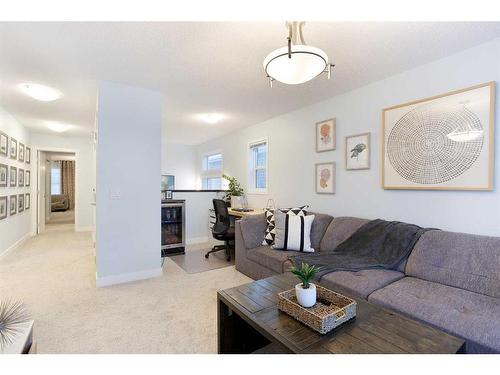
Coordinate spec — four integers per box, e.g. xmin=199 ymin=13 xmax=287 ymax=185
xmin=161 ymin=142 xmax=197 ymax=189
xmin=30 ymin=132 xmax=95 ymax=231
xmin=0 ymin=107 xmax=33 ymax=256
xmin=196 ymin=38 xmax=500 ymax=236
xmin=172 ymin=191 xmax=223 ymax=243
xmin=96 ymin=81 xmax=162 ymax=286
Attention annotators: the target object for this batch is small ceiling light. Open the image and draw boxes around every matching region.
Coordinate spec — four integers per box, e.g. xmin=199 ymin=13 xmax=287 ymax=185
xmin=18 ymin=83 xmax=62 ymax=102
xmin=263 ymin=21 xmax=334 ymax=87
xmin=46 ymin=122 xmax=71 ymax=133
xmin=196 ymin=113 xmax=225 ymax=124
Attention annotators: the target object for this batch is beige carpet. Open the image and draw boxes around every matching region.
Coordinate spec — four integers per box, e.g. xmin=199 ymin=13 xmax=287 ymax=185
xmin=0 ymin=225 xmax=251 ymax=353
xmin=47 ymin=210 xmax=75 ymax=224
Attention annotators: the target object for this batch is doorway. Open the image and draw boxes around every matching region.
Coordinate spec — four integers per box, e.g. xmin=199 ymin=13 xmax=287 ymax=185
xmin=37 ymin=150 xmax=76 ymax=233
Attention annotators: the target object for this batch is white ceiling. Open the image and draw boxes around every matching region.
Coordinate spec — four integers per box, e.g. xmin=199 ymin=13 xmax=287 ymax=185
xmin=1 ymin=22 xmax=500 ymax=145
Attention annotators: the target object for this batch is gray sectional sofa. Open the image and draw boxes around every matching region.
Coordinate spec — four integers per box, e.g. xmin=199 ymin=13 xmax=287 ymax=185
xmin=235 ymin=213 xmax=500 ymax=354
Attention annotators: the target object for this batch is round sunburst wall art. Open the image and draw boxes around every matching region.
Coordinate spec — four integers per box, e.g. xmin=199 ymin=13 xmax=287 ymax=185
xmin=387 ymin=102 xmax=484 ymax=185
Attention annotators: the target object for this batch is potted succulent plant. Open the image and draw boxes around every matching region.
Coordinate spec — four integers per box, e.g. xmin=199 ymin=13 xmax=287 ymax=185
xmin=222 ymin=174 xmax=245 ymax=208
xmin=290 ymin=263 xmax=319 ymax=308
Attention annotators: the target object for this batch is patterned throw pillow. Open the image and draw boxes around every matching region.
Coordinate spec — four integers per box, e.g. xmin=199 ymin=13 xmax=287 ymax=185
xmin=262 ymin=205 xmax=308 ymax=245
xmin=272 ymin=210 xmax=315 ymax=252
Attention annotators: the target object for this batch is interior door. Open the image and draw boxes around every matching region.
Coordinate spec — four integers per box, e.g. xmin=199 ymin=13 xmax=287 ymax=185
xmin=45 ymin=159 xmax=51 ymax=223
xmin=37 ymin=151 xmax=46 ymax=234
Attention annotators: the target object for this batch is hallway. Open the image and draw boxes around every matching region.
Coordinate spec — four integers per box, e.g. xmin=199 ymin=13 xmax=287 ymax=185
xmin=0 ymin=225 xmax=250 ymax=353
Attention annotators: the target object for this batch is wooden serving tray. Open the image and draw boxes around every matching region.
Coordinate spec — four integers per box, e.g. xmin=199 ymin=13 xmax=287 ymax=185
xmin=278 ymin=285 xmax=357 ymax=334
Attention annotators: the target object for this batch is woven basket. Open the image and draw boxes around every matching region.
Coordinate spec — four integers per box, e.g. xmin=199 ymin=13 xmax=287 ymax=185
xmin=278 ymin=284 xmax=357 ymax=334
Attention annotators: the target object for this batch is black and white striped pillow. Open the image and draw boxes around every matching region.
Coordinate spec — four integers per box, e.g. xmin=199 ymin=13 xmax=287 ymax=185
xmin=262 ymin=205 xmax=308 ymax=245
xmin=272 ymin=210 xmax=315 ymax=252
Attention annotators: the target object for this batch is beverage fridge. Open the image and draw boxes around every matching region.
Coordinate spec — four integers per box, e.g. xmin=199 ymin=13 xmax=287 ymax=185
xmin=161 ymin=199 xmax=185 ymax=256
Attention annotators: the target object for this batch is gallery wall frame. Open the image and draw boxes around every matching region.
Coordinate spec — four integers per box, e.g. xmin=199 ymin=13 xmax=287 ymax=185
xmin=9 ymin=138 xmax=17 ymax=160
xmin=0 ymin=132 xmax=8 ymax=157
xmin=0 ymin=196 xmax=7 ymax=220
xmin=381 ymin=81 xmax=495 ymax=191
xmin=316 ymin=118 xmax=336 ymax=152
xmin=9 ymin=194 xmax=16 ymax=216
xmin=0 ymin=163 xmax=7 ymax=187
xmin=19 ymin=143 xmax=25 ymax=162
xmin=315 ymin=162 xmax=336 ymax=194
xmin=9 ymin=166 xmax=17 ymax=187
xmin=346 ymin=132 xmax=371 ymax=170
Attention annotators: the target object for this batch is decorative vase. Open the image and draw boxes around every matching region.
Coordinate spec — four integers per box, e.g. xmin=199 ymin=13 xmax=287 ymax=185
xmin=295 ymin=283 xmax=317 ymax=308
xmin=231 ymin=196 xmax=244 ymax=209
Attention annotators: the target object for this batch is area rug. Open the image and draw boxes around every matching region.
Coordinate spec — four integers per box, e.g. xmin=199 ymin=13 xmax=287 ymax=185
xmin=169 ymin=248 xmax=234 ymax=274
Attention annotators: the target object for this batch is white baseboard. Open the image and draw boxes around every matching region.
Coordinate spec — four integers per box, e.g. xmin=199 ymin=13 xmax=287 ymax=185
xmin=186 ymin=236 xmax=209 ymax=245
xmin=96 ymin=267 xmax=162 ymax=288
xmin=0 ymin=232 xmax=32 ymax=259
xmin=75 ymin=226 xmax=93 ymax=232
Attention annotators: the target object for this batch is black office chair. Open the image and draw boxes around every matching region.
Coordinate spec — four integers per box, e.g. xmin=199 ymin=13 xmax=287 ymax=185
xmin=205 ymin=199 xmax=235 ymax=262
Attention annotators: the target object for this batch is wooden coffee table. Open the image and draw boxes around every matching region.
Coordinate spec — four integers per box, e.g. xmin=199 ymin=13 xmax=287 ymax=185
xmin=217 ymin=273 xmax=465 ymax=354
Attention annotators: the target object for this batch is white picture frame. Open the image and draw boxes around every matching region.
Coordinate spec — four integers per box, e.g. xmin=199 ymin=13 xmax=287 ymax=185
xmin=316 ymin=118 xmax=336 ymax=152
xmin=346 ymin=133 xmax=371 ymax=170
xmin=315 ymin=162 xmax=336 ymax=194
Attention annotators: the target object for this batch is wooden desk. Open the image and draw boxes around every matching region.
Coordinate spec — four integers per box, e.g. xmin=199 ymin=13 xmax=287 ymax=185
xmin=228 ymin=208 xmax=264 ymax=218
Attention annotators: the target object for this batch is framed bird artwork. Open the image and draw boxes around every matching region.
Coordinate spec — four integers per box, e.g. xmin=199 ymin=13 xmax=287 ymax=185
xmin=346 ymin=132 xmax=371 ymax=170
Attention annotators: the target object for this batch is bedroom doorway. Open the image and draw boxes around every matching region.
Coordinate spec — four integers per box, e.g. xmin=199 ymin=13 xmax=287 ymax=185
xmin=37 ymin=150 xmax=76 ymax=232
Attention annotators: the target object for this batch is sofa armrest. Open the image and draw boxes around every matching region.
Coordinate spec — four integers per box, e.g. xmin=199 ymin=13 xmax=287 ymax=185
xmin=238 ymin=214 xmax=267 ymax=249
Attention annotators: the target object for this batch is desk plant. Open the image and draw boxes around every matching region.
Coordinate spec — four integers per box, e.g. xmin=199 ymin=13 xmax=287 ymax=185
xmin=222 ymin=174 xmax=245 ymax=208
xmin=290 ymin=263 xmax=319 ymax=308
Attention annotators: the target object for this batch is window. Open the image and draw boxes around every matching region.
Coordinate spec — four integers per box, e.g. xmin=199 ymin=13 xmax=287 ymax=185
xmin=51 ymin=161 xmax=61 ymax=195
xmin=202 ymin=177 xmax=222 ymax=190
xmin=248 ymin=140 xmax=268 ymax=193
xmin=201 ymin=152 xmax=223 ymax=190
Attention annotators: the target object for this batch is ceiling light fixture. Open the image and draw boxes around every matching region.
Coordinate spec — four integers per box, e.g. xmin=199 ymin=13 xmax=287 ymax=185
xmin=263 ymin=21 xmax=334 ymax=87
xmin=18 ymin=83 xmax=62 ymax=102
xmin=196 ymin=113 xmax=225 ymax=124
xmin=46 ymin=122 xmax=71 ymax=133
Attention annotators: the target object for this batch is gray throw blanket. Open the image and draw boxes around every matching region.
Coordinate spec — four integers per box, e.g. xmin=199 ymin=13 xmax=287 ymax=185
xmin=289 ymin=219 xmax=434 ymax=279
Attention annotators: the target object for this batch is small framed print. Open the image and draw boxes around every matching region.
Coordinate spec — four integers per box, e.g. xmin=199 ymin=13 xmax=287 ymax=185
xmin=26 ymin=170 xmax=30 ymax=187
xmin=166 ymin=190 xmax=173 ymax=199
xmin=316 ymin=118 xmax=336 ymax=152
xmin=10 ymin=166 xmax=17 ymax=187
xmin=346 ymin=132 xmax=371 ymax=170
xmin=18 ymin=168 xmax=24 ymax=187
xmin=0 ymin=132 xmax=8 ymax=157
xmin=0 ymin=163 xmax=7 ymax=187
xmin=25 ymin=193 xmax=30 ymax=210
xmin=18 ymin=143 xmax=25 ymax=162
xmin=315 ymin=162 xmax=336 ymax=194
xmin=26 ymin=146 xmax=31 ymax=164
xmin=18 ymin=193 xmax=24 ymax=213
xmin=10 ymin=194 xmax=17 ymax=215
xmin=10 ymin=138 xmax=17 ymax=159
xmin=0 ymin=196 xmax=7 ymax=220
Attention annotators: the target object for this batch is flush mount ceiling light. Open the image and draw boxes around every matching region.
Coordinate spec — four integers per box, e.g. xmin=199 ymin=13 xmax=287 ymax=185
xmin=46 ymin=122 xmax=71 ymax=133
xmin=18 ymin=83 xmax=62 ymax=102
xmin=196 ymin=113 xmax=225 ymax=124
xmin=263 ymin=21 xmax=334 ymax=87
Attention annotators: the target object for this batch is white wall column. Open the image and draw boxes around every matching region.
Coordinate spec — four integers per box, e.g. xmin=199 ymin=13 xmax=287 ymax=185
xmin=95 ymin=81 xmax=162 ymax=287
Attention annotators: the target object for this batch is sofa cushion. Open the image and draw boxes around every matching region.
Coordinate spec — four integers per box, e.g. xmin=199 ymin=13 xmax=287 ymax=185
xmin=246 ymin=245 xmax=291 ymax=274
xmin=309 ymin=212 xmax=333 ymax=251
xmin=406 ymin=230 xmax=500 ymax=298
xmin=319 ymin=216 xmax=369 ymax=252
xmin=369 ymin=277 xmax=500 ymax=353
xmin=239 ymin=214 xmax=267 ymax=249
xmin=320 ymin=269 xmax=404 ymax=299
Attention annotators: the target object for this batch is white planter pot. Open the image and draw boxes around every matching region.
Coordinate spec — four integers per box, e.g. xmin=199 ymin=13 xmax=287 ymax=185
xmin=295 ymin=283 xmax=317 ymax=308
xmin=231 ymin=196 xmax=244 ymax=209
